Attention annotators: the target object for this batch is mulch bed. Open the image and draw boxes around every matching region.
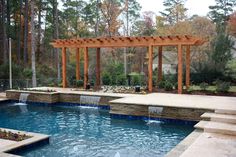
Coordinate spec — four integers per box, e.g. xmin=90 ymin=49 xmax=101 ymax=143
xmin=0 ymin=129 xmax=32 ymax=141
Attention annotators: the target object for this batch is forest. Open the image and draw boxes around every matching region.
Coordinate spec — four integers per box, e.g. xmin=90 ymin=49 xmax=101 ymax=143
xmin=0 ymin=0 xmax=236 ymax=90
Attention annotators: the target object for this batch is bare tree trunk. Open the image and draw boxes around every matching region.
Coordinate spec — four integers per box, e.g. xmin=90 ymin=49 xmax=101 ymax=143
xmin=1 ymin=0 xmax=7 ymax=64
xmin=53 ymin=0 xmax=60 ymax=82
xmin=31 ymin=0 xmax=37 ymax=87
xmin=17 ymin=0 xmax=23 ymax=62
xmin=23 ymin=0 xmax=29 ymax=65
xmin=95 ymin=0 xmax=99 ymax=37
xmin=36 ymin=0 xmax=42 ymax=62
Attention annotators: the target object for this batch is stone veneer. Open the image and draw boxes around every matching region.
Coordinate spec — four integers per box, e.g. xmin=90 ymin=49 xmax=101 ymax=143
xmin=110 ymin=103 xmax=213 ymax=121
xmin=6 ymin=90 xmax=213 ymax=121
xmin=6 ymin=90 xmax=120 ymax=106
xmin=6 ymin=90 xmax=59 ymax=104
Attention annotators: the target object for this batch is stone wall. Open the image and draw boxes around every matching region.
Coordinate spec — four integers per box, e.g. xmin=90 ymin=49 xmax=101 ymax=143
xmin=6 ymin=90 xmax=120 ymax=106
xmin=6 ymin=90 xmax=59 ymax=103
xmin=110 ymin=103 xmax=213 ymax=121
xmin=59 ymin=93 xmax=119 ymax=106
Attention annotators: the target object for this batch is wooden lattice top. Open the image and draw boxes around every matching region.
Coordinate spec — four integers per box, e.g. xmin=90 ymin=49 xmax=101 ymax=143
xmin=51 ymin=35 xmax=205 ymax=48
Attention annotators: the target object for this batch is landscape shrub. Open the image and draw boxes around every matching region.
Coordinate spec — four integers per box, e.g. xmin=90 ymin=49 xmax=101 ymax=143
xmin=215 ymin=80 xmax=230 ymax=93
xmin=102 ymin=72 xmax=111 ymax=85
xmin=158 ymin=81 xmax=165 ymax=89
xmin=76 ymin=80 xmax=84 ymax=88
xmin=130 ymin=73 xmax=141 ymax=86
xmin=164 ymin=81 xmax=173 ymax=91
xmin=117 ymin=74 xmax=127 ymax=86
xmin=199 ymin=82 xmax=209 ymax=91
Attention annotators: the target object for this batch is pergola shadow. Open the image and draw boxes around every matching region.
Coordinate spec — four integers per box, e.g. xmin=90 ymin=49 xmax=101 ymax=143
xmin=51 ymin=35 xmax=205 ymax=94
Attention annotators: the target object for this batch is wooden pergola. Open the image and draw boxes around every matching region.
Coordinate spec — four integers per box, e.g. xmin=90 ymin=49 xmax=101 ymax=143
xmin=50 ymin=35 xmax=205 ymax=94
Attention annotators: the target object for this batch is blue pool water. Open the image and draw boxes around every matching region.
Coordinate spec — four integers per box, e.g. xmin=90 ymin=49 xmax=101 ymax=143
xmin=0 ymin=102 xmax=194 ymax=157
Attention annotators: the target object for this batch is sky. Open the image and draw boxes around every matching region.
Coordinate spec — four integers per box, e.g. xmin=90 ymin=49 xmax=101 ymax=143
xmin=136 ymin=0 xmax=216 ymax=16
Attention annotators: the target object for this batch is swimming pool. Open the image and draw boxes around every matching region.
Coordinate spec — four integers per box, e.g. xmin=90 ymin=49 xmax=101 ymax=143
xmin=0 ymin=102 xmax=193 ymax=157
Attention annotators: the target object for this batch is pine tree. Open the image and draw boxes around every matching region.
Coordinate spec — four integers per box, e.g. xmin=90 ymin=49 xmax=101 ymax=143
xmin=160 ymin=0 xmax=187 ymax=25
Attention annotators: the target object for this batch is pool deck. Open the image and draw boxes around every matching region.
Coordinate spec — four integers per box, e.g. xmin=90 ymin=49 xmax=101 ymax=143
xmin=30 ymin=87 xmax=236 ymax=112
xmin=4 ymin=87 xmax=236 ymax=157
xmin=0 ymin=128 xmax=49 ymax=157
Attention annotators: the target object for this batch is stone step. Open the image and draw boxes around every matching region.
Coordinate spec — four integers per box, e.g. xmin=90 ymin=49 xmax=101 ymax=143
xmin=215 ymin=109 xmax=236 ymax=115
xmin=194 ymin=121 xmax=208 ymax=130
xmin=201 ymin=112 xmax=236 ymax=124
xmin=195 ymin=121 xmax=236 ymax=136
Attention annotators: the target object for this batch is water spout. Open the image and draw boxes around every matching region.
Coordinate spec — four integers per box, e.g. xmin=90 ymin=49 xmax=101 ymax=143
xmin=13 ymin=93 xmax=30 ymax=113
xmin=147 ymin=106 xmax=163 ymax=124
xmin=80 ymin=95 xmax=101 ymax=107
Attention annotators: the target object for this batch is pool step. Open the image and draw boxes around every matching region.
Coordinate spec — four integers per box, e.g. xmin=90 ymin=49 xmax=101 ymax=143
xmin=201 ymin=112 xmax=236 ymax=124
xmin=194 ymin=121 xmax=208 ymax=130
xmin=215 ymin=109 xmax=236 ymax=115
xmin=195 ymin=121 xmax=236 ymax=136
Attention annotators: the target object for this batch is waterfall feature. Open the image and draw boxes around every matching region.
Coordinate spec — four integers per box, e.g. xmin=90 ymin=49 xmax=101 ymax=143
xmin=79 ymin=95 xmax=101 ymax=108
xmin=147 ymin=106 xmax=163 ymax=124
xmin=19 ymin=93 xmax=30 ymax=104
xmin=13 ymin=93 xmax=30 ymax=113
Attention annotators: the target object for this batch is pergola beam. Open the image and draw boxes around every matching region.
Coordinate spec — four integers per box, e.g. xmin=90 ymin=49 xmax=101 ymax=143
xmin=178 ymin=44 xmax=183 ymax=94
xmin=186 ymin=46 xmax=191 ymax=89
xmin=148 ymin=45 xmax=153 ymax=92
xmin=158 ymin=46 xmax=163 ymax=83
xmin=96 ymin=48 xmax=101 ymax=88
xmin=76 ymin=48 xmax=80 ymax=81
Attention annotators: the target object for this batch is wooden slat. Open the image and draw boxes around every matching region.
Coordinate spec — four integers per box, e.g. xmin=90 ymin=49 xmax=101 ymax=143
xmin=148 ymin=45 xmax=153 ymax=92
xmin=76 ymin=48 xmax=80 ymax=81
xmin=186 ymin=45 xmax=191 ymax=89
xmin=178 ymin=44 xmax=183 ymax=94
xmin=158 ymin=46 xmax=163 ymax=83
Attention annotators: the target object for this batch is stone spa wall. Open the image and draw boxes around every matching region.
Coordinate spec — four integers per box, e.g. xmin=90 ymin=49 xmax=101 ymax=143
xmin=6 ymin=90 xmax=213 ymax=122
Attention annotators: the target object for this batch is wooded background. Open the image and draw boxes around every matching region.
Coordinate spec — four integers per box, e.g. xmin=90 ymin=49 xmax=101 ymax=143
xmin=0 ymin=0 xmax=235 ymax=88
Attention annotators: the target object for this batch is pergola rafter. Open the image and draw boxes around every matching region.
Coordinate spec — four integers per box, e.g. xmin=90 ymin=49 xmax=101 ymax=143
xmin=50 ymin=35 xmax=205 ymax=94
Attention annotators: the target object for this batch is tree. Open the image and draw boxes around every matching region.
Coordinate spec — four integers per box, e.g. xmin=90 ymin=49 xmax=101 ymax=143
xmin=23 ymin=0 xmax=29 ymax=64
xmin=1 ymin=0 xmax=8 ymax=64
xmin=208 ymin=0 xmax=235 ymax=73
xmin=100 ymin=0 xmax=122 ymax=36
xmin=209 ymin=0 xmax=236 ymax=25
xmin=160 ymin=0 xmax=187 ymax=25
xmin=228 ymin=11 xmax=236 ymax=37
xmin=31 ymin=0 xmax=37 ymax=87
xmin=210 ymin=28 xmax=233 ymax=73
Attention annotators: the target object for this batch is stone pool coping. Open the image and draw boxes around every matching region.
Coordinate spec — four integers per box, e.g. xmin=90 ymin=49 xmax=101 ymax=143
xmin=0 ymin=128 xmax=49 ymax=155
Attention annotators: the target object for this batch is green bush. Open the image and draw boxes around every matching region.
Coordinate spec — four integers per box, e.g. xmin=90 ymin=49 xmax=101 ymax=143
xmin=158 ymin=81 xmax=165 ymax=89
xmin=102 ymin=72 xmax=111 ymax=85
xmin=216 ymin=80 xmax=230 ymax=93
xmin=23 ymin=68 xmax=32 ymax=79
xmin=164 ymin=81 xmax=173 ymax=91
xmin=76 ymin=80 xmax=84 ymax=88
xmin=131 ymin=74 xmax=141 ymax=86
xmin=117 ymin=74 xmax=127 ymax=85
xmin=199 ymin=82 xmax=209 ymax=91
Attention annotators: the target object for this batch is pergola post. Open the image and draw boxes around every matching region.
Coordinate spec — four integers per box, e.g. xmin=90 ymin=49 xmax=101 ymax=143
xmin=177 ymin=44 xmax=183 ymax=94
xmin=84 ymin=47 xmax=89 ymax=89
xmin=96 ymin=48 xmax=101 ymax=88
xmin=186 ymin=45 xmax=191 ymax=89
xmin=76 ymin=48 xmax=80 ymax=81
xmin=62 ymin=47 xmax=67 ymax=88
xmin=158 ymin=46 xmax=163 ymax=83
xmin=148 ymin=45 xmax=153 ymax=92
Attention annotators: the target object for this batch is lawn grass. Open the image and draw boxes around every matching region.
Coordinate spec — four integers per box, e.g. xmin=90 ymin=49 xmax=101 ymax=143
xmin=189 ymin=85 xmax=236 ymax=92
